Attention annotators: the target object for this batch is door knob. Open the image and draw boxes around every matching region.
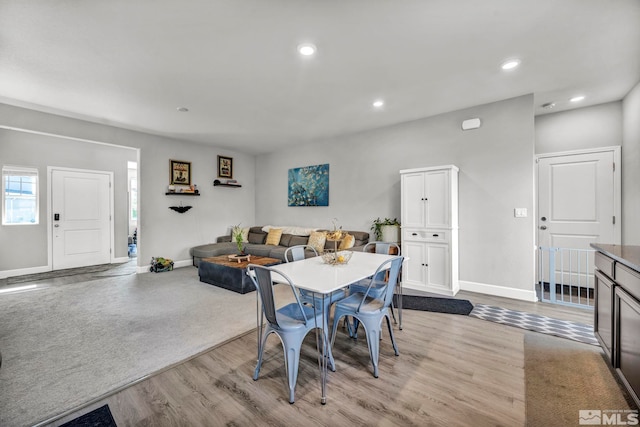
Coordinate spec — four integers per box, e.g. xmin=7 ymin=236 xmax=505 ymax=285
xmin=540 ymin=225 xmax=547 ymax=230
xmin=540 ymin=216 xmax=547 ymax=221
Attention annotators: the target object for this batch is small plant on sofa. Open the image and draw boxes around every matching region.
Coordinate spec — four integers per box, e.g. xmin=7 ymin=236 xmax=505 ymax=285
xmin=232 ymin=224 xmax=245 ymax=254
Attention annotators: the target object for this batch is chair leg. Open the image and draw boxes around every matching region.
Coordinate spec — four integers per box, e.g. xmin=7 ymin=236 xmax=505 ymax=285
xmin=385 ymin=314 xmax=400 ymax=356
xmin=254 ymin=328 xmax=271 ymax=380
xmin=284 ymin=343 xmax=302 ymax=403
xmin=362 ymin=320 xmax=382 ymax=378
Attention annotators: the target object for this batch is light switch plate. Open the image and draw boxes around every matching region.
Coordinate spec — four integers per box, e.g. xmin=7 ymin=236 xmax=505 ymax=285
xmin=514 ymin=208 xmax=528 ymax=218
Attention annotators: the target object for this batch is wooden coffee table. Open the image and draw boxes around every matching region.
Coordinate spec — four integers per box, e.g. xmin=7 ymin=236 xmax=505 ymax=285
xmin=198 ymin=255 xmax=281 ymax=294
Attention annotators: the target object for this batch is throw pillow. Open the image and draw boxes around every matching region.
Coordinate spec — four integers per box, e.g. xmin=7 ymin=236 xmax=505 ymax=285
xmin=339 ymin=233 xmax=355 ymax=250
xmin=308 ymin=231 xmax=327 ymax=253
xmin=265 ymin=228 xmax=283 ymax=246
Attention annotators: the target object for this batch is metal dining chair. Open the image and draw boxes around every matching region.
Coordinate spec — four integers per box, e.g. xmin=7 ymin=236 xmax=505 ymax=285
xmin=348 ymin=241 xmax=402 ymax=333
xmin=247 ymin=263 xmax=335 ymax=403
xmin=330 ymin=256 xmax=404 ymax=378
xmin=284 ymin=245 xmax=347 ymax=314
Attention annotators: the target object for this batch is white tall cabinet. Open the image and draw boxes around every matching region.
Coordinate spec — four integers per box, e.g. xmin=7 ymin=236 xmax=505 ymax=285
xmin=400 ymin=165 xmax=459 ymax=296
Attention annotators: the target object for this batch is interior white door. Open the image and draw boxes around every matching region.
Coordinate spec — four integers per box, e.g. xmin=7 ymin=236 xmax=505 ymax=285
xmin=52 ymin=169 xmax=112 ymax=270
xmin=538 ymin=150 xmax=618 ymax=249
xmin=537 ymin=149 xmax=619 ymax=287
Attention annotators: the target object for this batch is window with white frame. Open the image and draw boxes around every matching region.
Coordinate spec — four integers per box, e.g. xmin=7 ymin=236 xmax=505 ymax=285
xmin=2 ymin=166 xmax=39 ymax=225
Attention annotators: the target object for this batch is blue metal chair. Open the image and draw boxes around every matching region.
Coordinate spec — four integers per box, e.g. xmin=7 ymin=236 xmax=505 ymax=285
xmin=248 ymin=264 xmax=335 ymax=403
xmin=348 ymin=241 xmax=402 ymax=333
xmin=284 ymin=245 xmax=347 ymax=314
xmin=330 ymin=256 xmax=404 ymax=378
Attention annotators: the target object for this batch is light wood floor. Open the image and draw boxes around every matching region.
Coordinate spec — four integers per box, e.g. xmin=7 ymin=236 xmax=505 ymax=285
xmin=48 ymin=291 xmax=595 ymax=427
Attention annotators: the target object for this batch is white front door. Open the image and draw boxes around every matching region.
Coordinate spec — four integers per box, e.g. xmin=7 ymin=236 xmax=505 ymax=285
xmin=51 ymin=169 xmax=112 ymax=270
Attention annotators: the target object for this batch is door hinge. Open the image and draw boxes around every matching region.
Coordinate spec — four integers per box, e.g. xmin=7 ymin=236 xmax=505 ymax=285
xmin=613 ymin=216 xmax=616 ymax=225
xmin=613 ymin=162 xmax=616 ymax=172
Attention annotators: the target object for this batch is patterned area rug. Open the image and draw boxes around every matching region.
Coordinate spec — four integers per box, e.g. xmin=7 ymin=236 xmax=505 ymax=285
xmin=469 ymin=304 xmax=598 ymax=346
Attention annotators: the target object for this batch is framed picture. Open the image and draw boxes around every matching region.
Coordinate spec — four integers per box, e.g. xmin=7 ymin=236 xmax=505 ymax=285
xmin=218 ymin=155 xmax=233 ymax=179
xmin=288 ymin=163 xmax=329 ymax=206
xmin=170 ymin=160 xmax=191 ymax=186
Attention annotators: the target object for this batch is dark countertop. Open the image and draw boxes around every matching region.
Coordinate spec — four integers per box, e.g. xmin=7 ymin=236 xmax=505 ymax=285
xmin=590 ymin=244 xmax=640 ymax=272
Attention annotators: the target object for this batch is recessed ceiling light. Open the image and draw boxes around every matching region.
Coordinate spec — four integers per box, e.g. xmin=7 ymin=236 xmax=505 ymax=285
xmin=501 ymin=59 xmax=521 ymax=71
xmin=297 ymin=43 xmax=316 ymax=56
xmin=570 ymin=95 xmax=585 ymax=103
xmin=177 ymin=107 xmax=189 ymax=112
xmin=372 ymin=100 xmax=384 ymax=108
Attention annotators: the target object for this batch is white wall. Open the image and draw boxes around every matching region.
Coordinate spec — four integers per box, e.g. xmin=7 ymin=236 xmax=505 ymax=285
xmin=0 ymin=129 xmax=135 ymax=271
xmin=535 ymin=102 xmax=623 ymax=154
xmin=535 ymin=98 xmax=640 ymax=245
xmin=622 ymin=82 xmax=640 ymax=244
xmin=0 ymin=103 xmax=257 ymax=275
xmin=256 ymin=95 xmax=536 ymax=298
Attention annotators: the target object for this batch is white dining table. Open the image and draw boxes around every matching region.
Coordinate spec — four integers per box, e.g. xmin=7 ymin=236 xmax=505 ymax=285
xmin=263 ymin=251 xmax=400 ymax=404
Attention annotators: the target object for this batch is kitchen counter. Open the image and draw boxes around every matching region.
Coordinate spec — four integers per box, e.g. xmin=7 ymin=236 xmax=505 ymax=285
xmin=590 ymin=244 xmax=640 ymax=272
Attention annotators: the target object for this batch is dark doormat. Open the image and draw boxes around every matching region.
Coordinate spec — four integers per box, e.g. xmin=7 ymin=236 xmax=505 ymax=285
xmin=394 ymin=294 xmax=473 ymax=315
xmin=60 ymin=405 xmax=117 ymax=427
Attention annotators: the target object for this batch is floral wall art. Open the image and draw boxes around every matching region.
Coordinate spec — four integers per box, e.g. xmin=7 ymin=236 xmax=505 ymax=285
xmin=287 ymin=163 xmax=329 ymax=206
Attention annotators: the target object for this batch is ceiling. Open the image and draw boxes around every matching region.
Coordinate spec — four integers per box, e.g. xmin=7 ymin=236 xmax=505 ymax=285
xmin=1 ymin=0 xmax=639 ymax=154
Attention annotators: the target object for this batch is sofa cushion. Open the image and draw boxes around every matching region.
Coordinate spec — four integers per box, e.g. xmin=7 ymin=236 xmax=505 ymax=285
xmin=308 ymin=231 xmax=327 ymax=253
xmin=339 ymin=233 xmax=355 ymax=250
xmin=279 ymin=233 xmax=293 ymax=247
xmin=248 ymin=231 xmax=266 ymax=244
xmin=244 ymin=244 xmax=272 ymax=257
xmin=289 ymin=235 xmax=309 ymax=247
xmin=266 ymin=228 xmax=283 ymax=245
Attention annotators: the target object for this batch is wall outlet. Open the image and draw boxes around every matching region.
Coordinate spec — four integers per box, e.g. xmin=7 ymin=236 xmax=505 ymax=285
xmin=514 ymin=208 xmax=528 ymax=218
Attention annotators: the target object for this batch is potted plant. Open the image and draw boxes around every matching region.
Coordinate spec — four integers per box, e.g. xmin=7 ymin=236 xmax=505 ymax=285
xmin=371 ymin=217 xmax=401 ymax=242
xmin=231 ymin=224 xmax=246 ymax=255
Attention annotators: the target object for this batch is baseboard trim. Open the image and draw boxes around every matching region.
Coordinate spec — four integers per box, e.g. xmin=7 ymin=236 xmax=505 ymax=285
xmin=0 ymin=265 xmax=51 ymax=280
xmin=459 ymin=280 xmax=537 ymax=302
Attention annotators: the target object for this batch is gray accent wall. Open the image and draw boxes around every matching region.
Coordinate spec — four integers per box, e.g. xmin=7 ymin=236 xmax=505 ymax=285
xmin=256 ymin=94 xmax=536 ymax=294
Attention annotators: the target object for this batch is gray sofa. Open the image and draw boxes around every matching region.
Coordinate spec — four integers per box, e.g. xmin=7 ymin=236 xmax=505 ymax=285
xmin=190 ymin=226 xmax=370 ymax=266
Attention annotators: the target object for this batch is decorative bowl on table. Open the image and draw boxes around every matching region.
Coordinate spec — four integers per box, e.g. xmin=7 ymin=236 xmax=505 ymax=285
xmin=321 ymin=250 xmax=353 ymax=265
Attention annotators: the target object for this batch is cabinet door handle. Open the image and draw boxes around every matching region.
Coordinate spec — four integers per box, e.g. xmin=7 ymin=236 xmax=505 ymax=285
xmin=432 ymin=234 xmax=439 ymax=237
xmin=412 ymin=233 xmax=418 ymax=236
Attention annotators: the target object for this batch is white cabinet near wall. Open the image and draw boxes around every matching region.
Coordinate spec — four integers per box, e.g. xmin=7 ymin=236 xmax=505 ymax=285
xmin=400 ymin=165 xmax=459 ymax=296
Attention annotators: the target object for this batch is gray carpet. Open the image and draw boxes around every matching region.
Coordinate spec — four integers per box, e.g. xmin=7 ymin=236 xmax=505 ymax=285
xmin=0 ymin=265 xmax=274 ymax=427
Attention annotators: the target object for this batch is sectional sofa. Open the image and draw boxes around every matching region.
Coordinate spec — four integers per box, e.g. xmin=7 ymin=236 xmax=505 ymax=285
xmin=190 ymin=226 xmax=370 ymax=267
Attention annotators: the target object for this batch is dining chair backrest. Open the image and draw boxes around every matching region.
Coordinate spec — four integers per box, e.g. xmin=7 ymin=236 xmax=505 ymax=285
xmin=358 ymin=256 xmax=404 ymax=312
xmin=284 ymin=245 xmax=318 ymax=263
xmin=363 ymin=241 xmax=401 ymax=255
xmin=248 ymin=264 xmax=308 ymax=327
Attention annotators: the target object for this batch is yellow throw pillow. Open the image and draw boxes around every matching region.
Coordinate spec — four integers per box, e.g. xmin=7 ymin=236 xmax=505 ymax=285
xmin=265 ymin=228 xmax=283 ymax=246
xmin=308 ymin=231 xmax=327 ymax=253
xmin=339 ymin=233 xmax=355 ymax=250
